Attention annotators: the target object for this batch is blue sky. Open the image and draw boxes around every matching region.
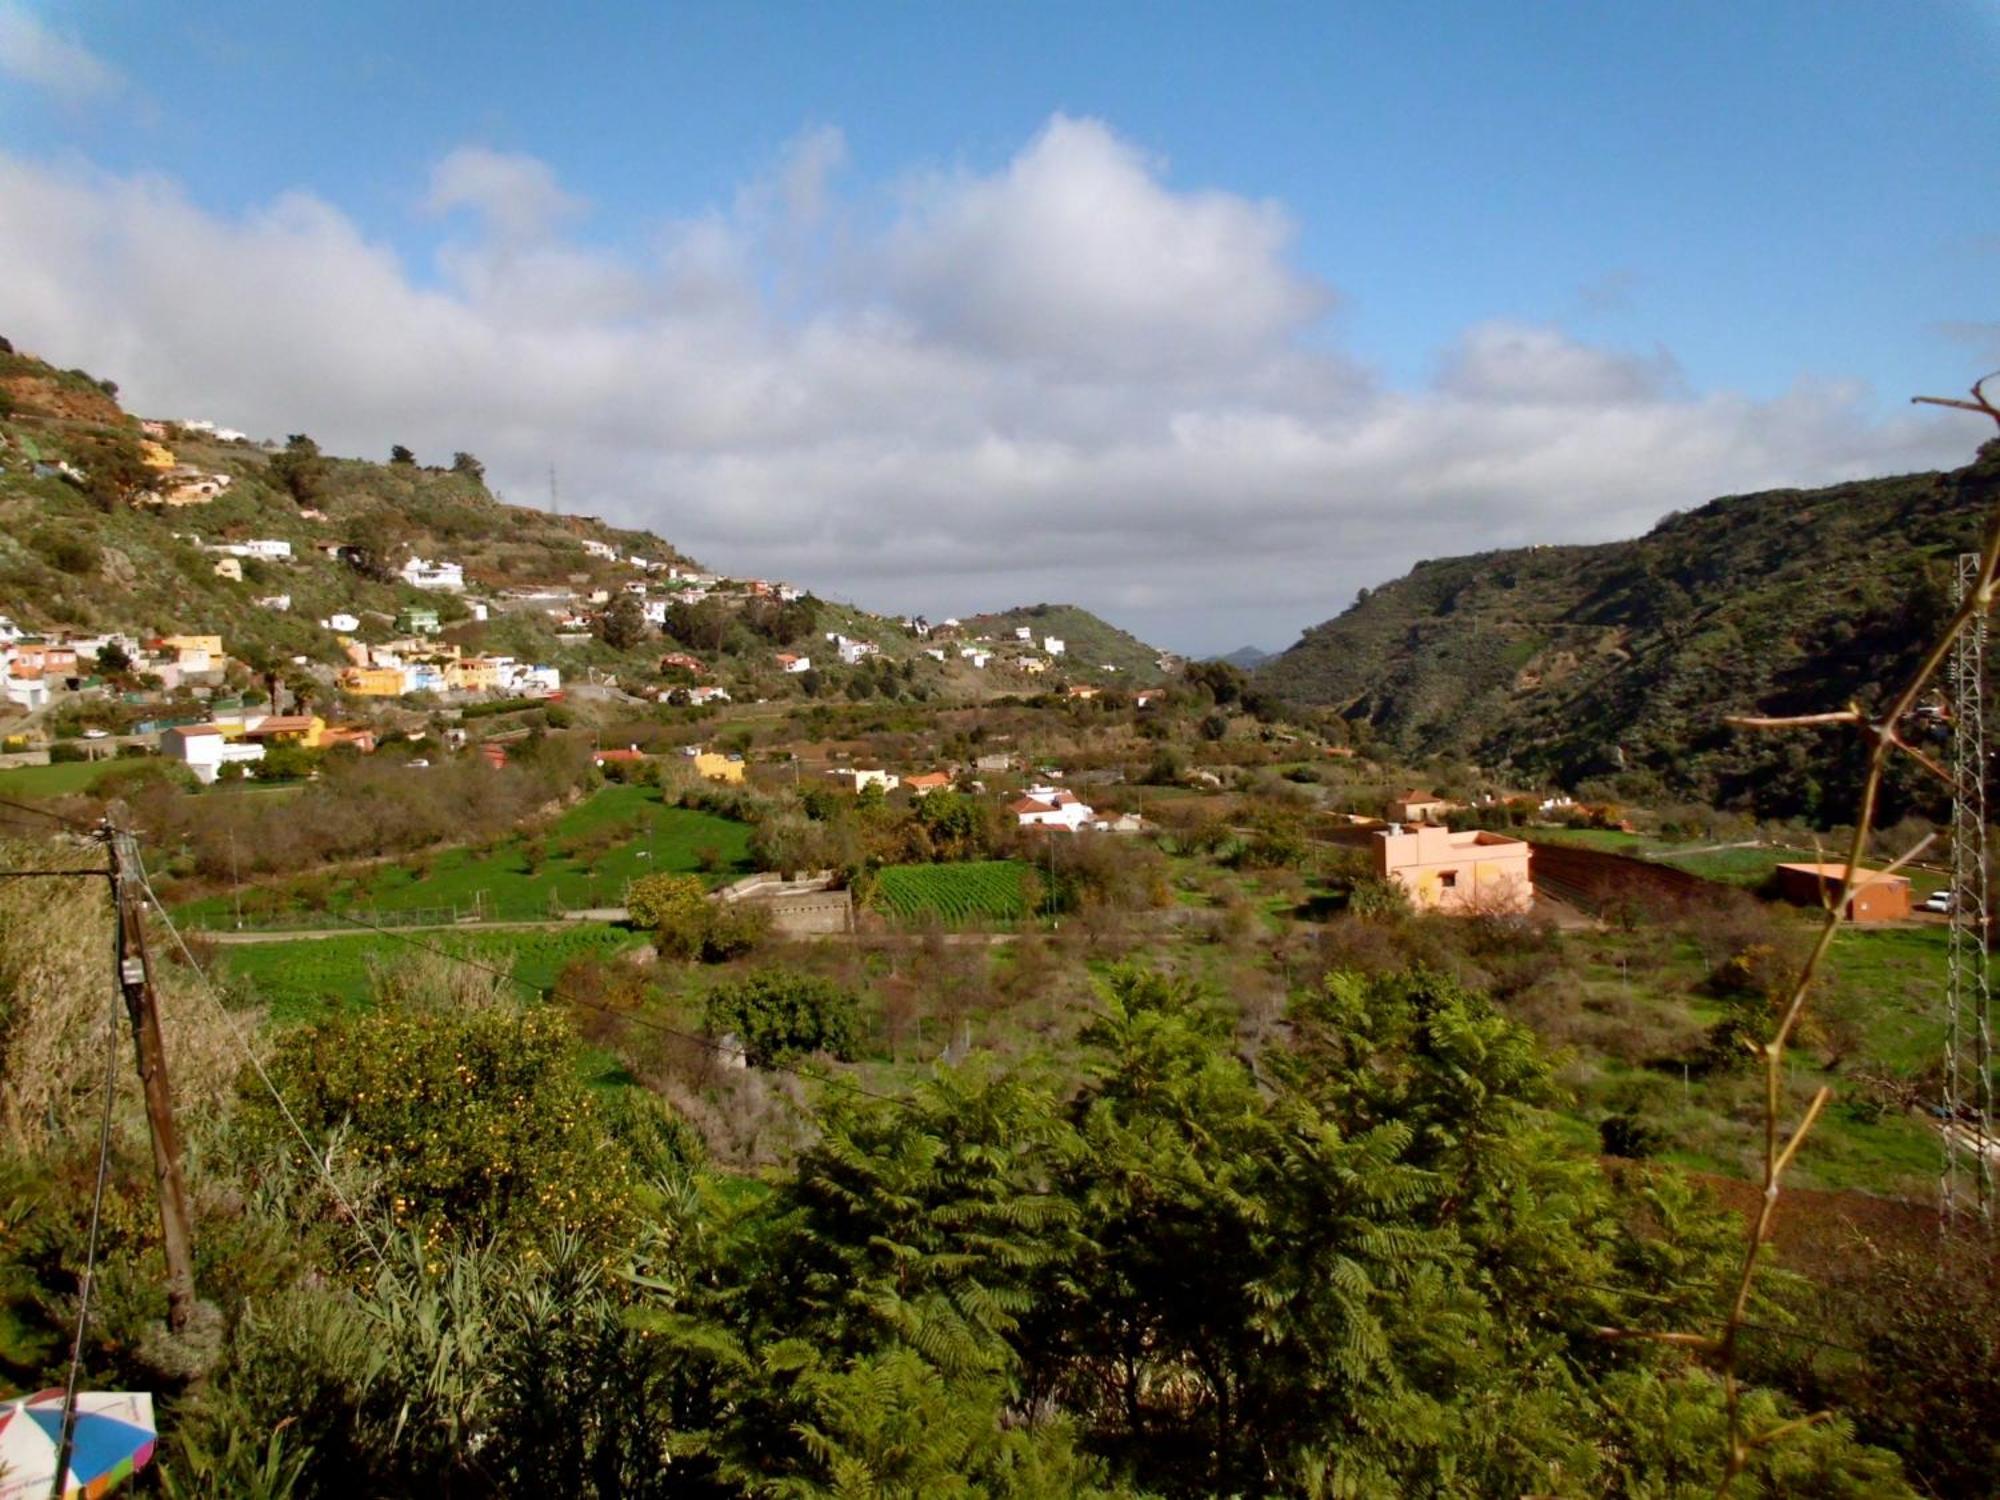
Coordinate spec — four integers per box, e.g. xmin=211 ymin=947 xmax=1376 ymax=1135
xmin=2 ymin=2 xmax=1996 ymax=650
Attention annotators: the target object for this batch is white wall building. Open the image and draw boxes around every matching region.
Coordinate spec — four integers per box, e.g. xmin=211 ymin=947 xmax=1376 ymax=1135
xmin=1043 ymin=636 xmax=1065 ymax=656
xmin=162 ymin=725 xmax=266 ymax=784
xmin=1011 ymin=785 xmax=1094 ymax=831
xmin=400 ymin=557 xmax=466 ymax=591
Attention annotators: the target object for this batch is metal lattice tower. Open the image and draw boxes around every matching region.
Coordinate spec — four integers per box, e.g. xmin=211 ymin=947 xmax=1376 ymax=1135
xmin=1944 ymin=551 xmax=1994 ymax=1225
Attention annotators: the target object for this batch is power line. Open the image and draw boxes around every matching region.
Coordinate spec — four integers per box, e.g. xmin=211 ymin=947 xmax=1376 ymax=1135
xmin=51 ymin=954 xmax=125 ymax=1500
xmin=2 ymin=823 xmax=1899 ymax=1364
xmin=0 ymin=794 xmax=92 ymax=831
xmin=130 ymin=861 xmax=388 ymax=1269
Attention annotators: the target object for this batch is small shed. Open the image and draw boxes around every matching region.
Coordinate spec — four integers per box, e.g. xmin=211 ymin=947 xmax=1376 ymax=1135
xmin=1773 ymin=862 xmax=1910 ymax=923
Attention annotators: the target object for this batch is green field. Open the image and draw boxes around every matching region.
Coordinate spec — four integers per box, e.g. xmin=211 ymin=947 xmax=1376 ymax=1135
xmin=221 ymin=923 xmax=643 ymax=1023
xmin=872 ymin=860 xmax=1035 ymax=924
xmin=179 ymin=783 xmax=753 ymax=928
xmin=0 ymin=757 xmax=127 ymax=796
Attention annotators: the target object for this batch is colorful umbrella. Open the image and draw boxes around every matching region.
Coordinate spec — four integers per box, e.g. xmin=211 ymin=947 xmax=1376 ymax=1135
xmin=0 ymin=1390 xmax=156 ymax=1500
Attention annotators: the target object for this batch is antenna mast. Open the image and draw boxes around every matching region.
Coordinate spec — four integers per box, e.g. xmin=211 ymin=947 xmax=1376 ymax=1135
xmin=1944 ymin=551 xmax=1994 ymax=1225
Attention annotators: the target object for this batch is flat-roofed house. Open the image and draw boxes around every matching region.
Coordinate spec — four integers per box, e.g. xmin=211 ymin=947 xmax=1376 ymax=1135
xmin=1374 ymin=824 xmax=1533 ymax=915
xmin=1388 ymin=789 xmax=1452 ymax=824
xmin=162 ymin=724 xmax=266 ymax=784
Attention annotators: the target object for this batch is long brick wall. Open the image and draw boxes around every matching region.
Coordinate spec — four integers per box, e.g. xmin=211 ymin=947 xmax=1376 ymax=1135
xmin=1526 ymin=838 xmax=1717 ymax=914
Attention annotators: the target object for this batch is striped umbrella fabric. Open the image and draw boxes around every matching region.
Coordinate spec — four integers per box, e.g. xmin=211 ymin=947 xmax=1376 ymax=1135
xmin=0 ymin=1390 xmax=156 ymax=1499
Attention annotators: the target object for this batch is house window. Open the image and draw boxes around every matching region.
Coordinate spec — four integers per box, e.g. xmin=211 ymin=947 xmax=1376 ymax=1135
xmin=1438 ymin=870 xmax=1458 ymax=889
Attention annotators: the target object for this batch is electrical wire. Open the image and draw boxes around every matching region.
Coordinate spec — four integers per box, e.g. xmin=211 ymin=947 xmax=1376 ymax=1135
xmin=0 ymin=794 xmax=92 ymax=831
xmin=0 ymin=831 xmax=1886 ymax=1363
xmin=49 ymin=964 xmax=125 ymax=1500
xmin=131 ymin=860 xmax=388 ymax=1269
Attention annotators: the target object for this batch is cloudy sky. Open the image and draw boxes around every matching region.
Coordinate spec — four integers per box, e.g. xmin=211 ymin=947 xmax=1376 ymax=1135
xmin=2 ymin=3 xmax=1996 ymax=653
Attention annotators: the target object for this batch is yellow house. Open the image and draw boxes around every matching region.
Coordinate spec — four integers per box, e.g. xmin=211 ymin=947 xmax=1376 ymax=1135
xmin=138 ymin=439 xmax=176 ymax=470
xmin=447 ymin=657 xmax=502 ymax=693
xmin=246 ymin=714 xmax=326 ymax=748
xmin=339 ymin=665 xmax=407 ymax=697
xmin=692 ymin=751 xmax=745 ymax=784
xmin=161 ymin=634 xmax=225 ymax=659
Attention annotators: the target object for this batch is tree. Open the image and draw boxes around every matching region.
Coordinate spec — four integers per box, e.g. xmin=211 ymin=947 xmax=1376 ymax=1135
xmin=268 ymin=432 xmax=330 ymax=508
xmin=390 ymin=444 xmax=416 ymax=465
xmin=63 ymin=430 xmax=151 ymax=510
xmin=596 ymin=593 xmax=649 ymax=651
xmin=702 ymin=968 xmax=861 ymax=1066
xmin=95 ymin=641 xmax=131 ymax=675
xmin=343 ymin=507 xmax=408 ymax=582
xmin=452 ymin=451 xmax=486 ymax=485
xmin=246 ymin=998 xmax=632 ymax=1251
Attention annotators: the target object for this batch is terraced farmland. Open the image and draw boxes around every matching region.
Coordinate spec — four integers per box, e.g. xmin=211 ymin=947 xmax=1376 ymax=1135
xmin=872 ymin=860 xmax=1036 ymax=924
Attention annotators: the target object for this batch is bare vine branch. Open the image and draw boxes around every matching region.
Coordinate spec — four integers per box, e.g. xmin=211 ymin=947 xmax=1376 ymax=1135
xmin=1701 ymin=378 xmax=2000 ymax=1495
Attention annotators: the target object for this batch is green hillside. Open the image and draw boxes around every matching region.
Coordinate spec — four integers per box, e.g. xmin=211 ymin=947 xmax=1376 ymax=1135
xmin=959 ymin=602 xmax=1169 ymax=683
xmin=1258 ymin=441 xmax=2000 ymax=817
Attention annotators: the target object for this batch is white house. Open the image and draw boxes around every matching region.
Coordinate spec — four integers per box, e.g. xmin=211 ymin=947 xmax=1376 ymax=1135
xmin=0 ymin=617 xmax=21 ymax=645
xmin=3 ymin=673 xmax=49 ymax=711
xmin=1044 ymin=636 xmax=1065 ymax=656
xmin=254 ymin=595 xmax=291 ymax=612
xmin=688 ymin=685 xmax=732 ymax=705
xmin=323 ymin=613 xmax=361 ymax=633
xmin=777 ymin=653 xmax=812 ymax=674
xmin=1010 ymin=785 xmax=1094 ymax=831
xmin=162 ymin=725 xmax=266 ymax=784
xmin=1014 ymin=626 xmax=1033 ymax=642
xmin=582 ymin=539 xmax=618 ymax=560
xmin=832 ymin=768 xmax=900 ymax=794
xmin=217 ymin=538 xmax=293 ymax=561
xmin=400 ymin=557 xmax=465 ymax=591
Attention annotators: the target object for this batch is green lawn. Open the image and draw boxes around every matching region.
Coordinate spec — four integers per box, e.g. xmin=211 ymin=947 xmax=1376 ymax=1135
xmin=180 ymin=784 xmax=754 ymax=928
xmin=222 ymin=923 xmax=644 ymax=1024
xmin=0 ymin=758 xmax=127 ymax=796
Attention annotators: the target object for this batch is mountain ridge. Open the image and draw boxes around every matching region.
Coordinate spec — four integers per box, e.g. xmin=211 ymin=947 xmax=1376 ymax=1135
xmin=1257 ymin=442 xmax=2000 ymax=816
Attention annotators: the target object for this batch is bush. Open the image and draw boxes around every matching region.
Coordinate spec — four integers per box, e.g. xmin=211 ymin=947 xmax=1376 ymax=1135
xmin=627 ymin=872 xmax=764 ymax=962
xmin=1598 ymin=1111 xmax=1665 ymax=1159
xmin=703 ymin=968 xmax=861 ymax=1066
xmin=244 ymin=1001 xmax=633 ymax=1251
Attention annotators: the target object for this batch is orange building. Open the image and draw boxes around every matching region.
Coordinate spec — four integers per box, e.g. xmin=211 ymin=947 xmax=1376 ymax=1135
xmin=1773 ymin=863 xmax=1910 ymax=923
xmin=1374 ymin=825 xmax=1533 ymax=915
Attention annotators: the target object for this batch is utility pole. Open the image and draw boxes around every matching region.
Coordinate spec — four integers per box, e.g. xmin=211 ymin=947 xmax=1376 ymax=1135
xmin=105 ymin=824 xmax=197 ymax=1332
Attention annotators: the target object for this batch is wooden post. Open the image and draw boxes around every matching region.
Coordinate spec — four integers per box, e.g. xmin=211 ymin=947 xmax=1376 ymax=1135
xmin=107 ymin=826 xmax=197 ymax=1331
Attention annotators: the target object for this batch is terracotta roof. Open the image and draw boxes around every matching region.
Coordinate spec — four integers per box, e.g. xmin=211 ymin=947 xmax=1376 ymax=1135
xmin=1010 ymin=796 xmax=1057 ymax=815
xmin=246 ymin=715 xmax=315 ymax=736
xmin=1774 ymin=862 xmax=1907 ymax=886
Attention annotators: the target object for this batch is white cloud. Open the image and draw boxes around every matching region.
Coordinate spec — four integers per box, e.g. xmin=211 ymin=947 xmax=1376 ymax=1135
xmin=0 ymin=118 xmax=1977 ymax=653
xmin=887 ymin=115 xmax=1330 ymax=375
xmin=0 ymin=3 xmax=121 ymax=101
xmin=426 ymin=146 xmax=587 ymax=241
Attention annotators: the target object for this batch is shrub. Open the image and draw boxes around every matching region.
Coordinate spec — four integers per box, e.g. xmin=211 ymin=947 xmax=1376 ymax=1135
xmin=245 ymin=1001 xmax=633 ymax=1251
xmin=703 ymin=968 xmax=861 ymax=1066
xmin=1599 ymin=1111 xmax=1665 ymax=1159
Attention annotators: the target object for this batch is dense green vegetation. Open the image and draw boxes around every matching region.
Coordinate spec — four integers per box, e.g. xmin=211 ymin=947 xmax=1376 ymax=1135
xmin=220 ymin=925 xmax=643 ymax=1022
xmin=1260 ymin=441 xmax=2000 ymax=819
xmin=176 ymin=784 xmax=752 ymax=928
